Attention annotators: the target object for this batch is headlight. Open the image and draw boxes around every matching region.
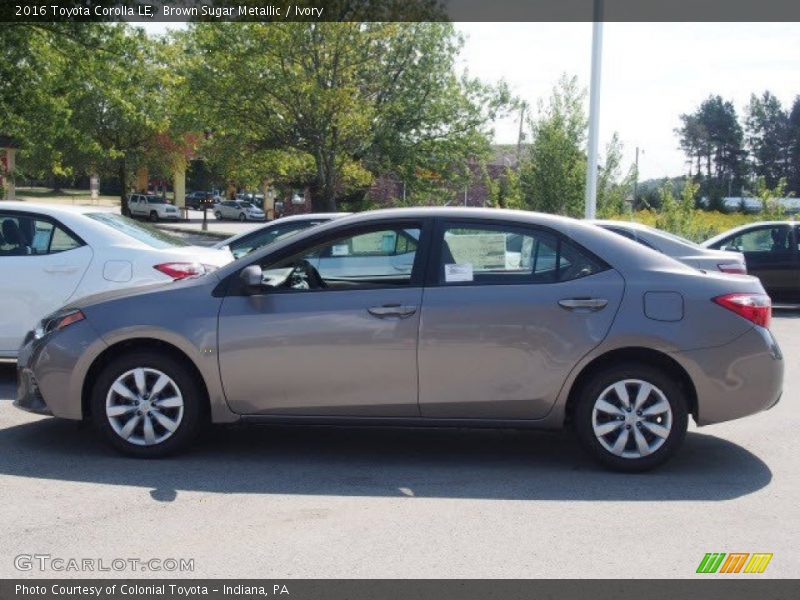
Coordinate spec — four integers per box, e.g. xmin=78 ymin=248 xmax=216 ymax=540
xmin=34 ymin=309 xmax=85 ymax=339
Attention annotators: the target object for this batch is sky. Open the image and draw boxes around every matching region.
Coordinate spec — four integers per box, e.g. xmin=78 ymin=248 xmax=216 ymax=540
xmin=142 ymin=21 xmax=799 ymax=180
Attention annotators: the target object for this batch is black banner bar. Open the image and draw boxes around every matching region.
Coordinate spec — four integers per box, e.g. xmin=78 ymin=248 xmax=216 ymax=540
xmin=2 ymin=0 xmax=800 ymax=23
xmin=2 ymin=580 xmax=800 ymax=600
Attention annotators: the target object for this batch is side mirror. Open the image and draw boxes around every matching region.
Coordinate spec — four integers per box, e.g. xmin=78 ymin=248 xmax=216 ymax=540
xmin=240 ymin=265 xmax=263 ymax=289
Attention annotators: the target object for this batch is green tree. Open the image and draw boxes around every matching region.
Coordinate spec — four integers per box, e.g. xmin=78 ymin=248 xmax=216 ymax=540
xmin=487 ymin=167 xmax=523 ymax=209
xmin=596 ymin=132 xmax=633 ymax=218
xmin=63 ymin=26 xmax=165 ymax=212
xmin=753 ymin=176 xmax=788 ymax=220
xmin=655 ymin=179 xmax=699 ymax=239
xmin=676 ymin=95 xmax=746 ymax=197
xmin=519 ymin=74 xmax=587 ymax=216
xmin=745 ymin=91 xmax=790 ymax=188
xmin=184 ymin=22 xmax=509 ymax=212
xmin=787 ymin=96 xmax=800 ymax=195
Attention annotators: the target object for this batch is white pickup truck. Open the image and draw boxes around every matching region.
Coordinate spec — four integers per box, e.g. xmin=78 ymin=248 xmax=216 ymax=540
xmin=127 ymin=194 xmax=180 ymax=222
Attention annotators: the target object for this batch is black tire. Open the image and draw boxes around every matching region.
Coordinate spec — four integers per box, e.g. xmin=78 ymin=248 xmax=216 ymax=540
xmin=238 ymin=213 xmax=246 ymax=222
xmin=573 ymin=362 xmax=688 ymax=472
xmin=90 ymin=352 xmax=204 ymax=458
xmin=214 ymin=211 xmax=222 ymax=220
xmin=149 ymin=211 xmax=158 ymax=222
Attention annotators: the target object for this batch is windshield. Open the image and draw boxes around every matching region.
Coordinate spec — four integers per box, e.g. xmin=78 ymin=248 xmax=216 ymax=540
xmin=228 ymin=220 xmax=324 ymax=258
xmin=241 ymin=202 xmax=255 ymax=208
xmin=86 ymin=212 xmax=189 ymax=248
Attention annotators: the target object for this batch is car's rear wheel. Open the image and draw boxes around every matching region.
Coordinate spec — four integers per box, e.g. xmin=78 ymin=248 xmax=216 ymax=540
xmin=149 ymin=211 xmax=158 ymax=222
xmin=91 ymin=352 xmax=203 ymax=457
xmin=574 ymin=363 xmax=688 ymax=472
xmin=238 ymin=213 xmax=246 ymax=222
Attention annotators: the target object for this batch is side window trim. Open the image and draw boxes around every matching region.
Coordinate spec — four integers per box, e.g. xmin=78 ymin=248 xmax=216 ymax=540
xmin=426 ymin=217 xmax=607 ymax=287
xmin=225 ymin=218 xmax=433 ymax=296
xmin=0 ymin=211 xmax=86 ymax=257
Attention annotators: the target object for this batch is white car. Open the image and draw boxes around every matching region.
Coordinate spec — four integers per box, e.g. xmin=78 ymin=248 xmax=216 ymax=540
xmin=214 ymin=201 xmax=265 ymax=221
xmin=127 ymin=194 xmax=180 ymax=222
xmin=0 ymin=203 xmax=233 ymax=358
xmin=593 ymin=220 xmax=747 ymax=274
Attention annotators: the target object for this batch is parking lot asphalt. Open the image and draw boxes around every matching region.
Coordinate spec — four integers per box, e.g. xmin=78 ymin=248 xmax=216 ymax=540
xmin=0 ymin=315 xmax=798 ymax=579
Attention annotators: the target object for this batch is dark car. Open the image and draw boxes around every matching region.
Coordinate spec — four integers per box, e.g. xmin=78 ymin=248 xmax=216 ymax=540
xmin=703 ymin=221 xmax=800 ymax=303
xmin=184 ymin=191 xmax=216 ymax=210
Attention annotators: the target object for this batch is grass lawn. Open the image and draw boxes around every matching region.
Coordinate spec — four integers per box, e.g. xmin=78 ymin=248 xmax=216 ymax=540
xmin=11 ymin=187 xmax=124 ymax=207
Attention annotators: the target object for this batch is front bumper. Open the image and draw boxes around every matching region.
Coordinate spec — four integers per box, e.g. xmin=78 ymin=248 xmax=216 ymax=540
xmin=677 ymin=325 xmax=783 ymax=425
xmin=14 ymin=367 xmax=52 ymax=415
xmin=13 ymin=320 xmax=107 ymax=421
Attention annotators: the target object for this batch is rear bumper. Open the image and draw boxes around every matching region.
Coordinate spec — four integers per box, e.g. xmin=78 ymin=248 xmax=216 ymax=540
xmin=676 ymin=326 xmax=783 ymax=425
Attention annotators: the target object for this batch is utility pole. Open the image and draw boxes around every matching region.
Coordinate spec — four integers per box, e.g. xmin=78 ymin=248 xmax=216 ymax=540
xmin=584 ymin=0 xmax=604 ymax=219
xmin=632 ymin=146 xmax=641 ymax=212
xmin=516 ymin=101 xmax=527 ymax=164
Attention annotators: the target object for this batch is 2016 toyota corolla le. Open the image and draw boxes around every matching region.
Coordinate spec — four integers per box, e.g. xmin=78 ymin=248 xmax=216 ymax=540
xmin=15 ymin=208 xmax=783 ymax=471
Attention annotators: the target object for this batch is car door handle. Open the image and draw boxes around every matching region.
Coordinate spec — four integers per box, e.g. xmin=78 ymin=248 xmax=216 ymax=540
xmin=367 ymin=304 xmax=417 ymax=318
xmin=44 ymin=265 xmax=80 ymax=274
xmin=558 ymin=298 xmax=608 ymax=311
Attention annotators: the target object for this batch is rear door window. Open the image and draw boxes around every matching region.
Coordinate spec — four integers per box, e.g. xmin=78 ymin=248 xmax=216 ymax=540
xmin=438 ymin=222 xmax=606 ymax=285
xmin=0 ymin=213 xmax=84 ymax=256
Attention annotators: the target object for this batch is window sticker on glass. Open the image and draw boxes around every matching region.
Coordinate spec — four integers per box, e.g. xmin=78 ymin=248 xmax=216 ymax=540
xmin=331 ymin=244 xmax=350 ymax=256
xmin=444 ymin=263 xmax=473 ymax=282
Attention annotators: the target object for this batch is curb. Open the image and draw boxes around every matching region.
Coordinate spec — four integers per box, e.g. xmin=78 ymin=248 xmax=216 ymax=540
xmin=154 ymin=224 xmax=230 ymax=240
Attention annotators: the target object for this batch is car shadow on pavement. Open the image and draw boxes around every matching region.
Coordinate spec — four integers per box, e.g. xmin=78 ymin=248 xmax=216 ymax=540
xmin=0 ymin=408 xmax=771 ymax=503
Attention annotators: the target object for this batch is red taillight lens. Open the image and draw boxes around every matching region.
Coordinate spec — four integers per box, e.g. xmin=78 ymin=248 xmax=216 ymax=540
xmin=713 ymin=293 xmax=771 ymax=328
xmin=153 ymin=262 xmax=206 ymax=280
xmin=718 ymin=263 xmax=747 ymax=275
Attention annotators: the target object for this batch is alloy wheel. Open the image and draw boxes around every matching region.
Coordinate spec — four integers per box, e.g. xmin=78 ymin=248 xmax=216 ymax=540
xmin=105 ymin=368 xmax=184 ymax=447
xmin=591 ymin=379 xmax=673 ymax=459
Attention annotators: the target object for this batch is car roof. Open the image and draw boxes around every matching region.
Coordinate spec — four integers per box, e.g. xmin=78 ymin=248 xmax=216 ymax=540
xmin=702 ymin=220 xmax=797 ymax=246
xmin=0 ymin=201 xmax=109 ymax=217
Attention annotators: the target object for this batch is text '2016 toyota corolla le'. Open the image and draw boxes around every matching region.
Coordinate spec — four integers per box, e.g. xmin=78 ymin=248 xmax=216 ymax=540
xmin=15 ymin=208 xmax=783 ymax=471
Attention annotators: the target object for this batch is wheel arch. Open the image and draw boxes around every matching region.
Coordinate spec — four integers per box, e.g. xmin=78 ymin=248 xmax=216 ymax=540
xmin=81 ymin=338 xmax=211 ymax=420
xmin=564 ymin=347 xmax=698 ymax=426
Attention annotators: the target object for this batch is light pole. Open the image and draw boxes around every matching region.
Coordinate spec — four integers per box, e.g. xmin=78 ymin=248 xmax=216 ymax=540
xmin=584 ymin=0 xmax=604 ymax=219
xmin=632 ymin=146 xmax=643 ymax=212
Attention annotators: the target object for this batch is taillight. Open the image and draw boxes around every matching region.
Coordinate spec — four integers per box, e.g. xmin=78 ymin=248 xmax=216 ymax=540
xmin=713 ymin=293 xmax=771 ymax=328
xmin=153 ymin=262 xmax=206 ymax=280
xmin=718 ymin=263 xmax=747 ymax=275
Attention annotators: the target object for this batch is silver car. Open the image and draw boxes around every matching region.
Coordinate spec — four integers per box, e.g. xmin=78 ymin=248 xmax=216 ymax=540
xmin=15 ymin=208 xmax=783 ymax=471
xmin=594 ymin=220 xmax=747 ymax=274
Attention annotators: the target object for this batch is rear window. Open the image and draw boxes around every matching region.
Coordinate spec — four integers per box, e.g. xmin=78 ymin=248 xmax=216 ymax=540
xmin=86 ymin=213 xmax=188 ymax=249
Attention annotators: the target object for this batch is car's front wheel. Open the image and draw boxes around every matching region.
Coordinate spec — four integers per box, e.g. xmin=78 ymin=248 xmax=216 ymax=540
xmin=574 ymin=363 xmax=688 ymax=472
xmin=149 ymin=211 xmax=158 ymax=222
xmin=214 ymin=211 xmax=222 ymax=220
xmin=91 ymin=352 xmax=203 ymax=457
xmin=238 ymin=213 xmax=246 ymax=222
